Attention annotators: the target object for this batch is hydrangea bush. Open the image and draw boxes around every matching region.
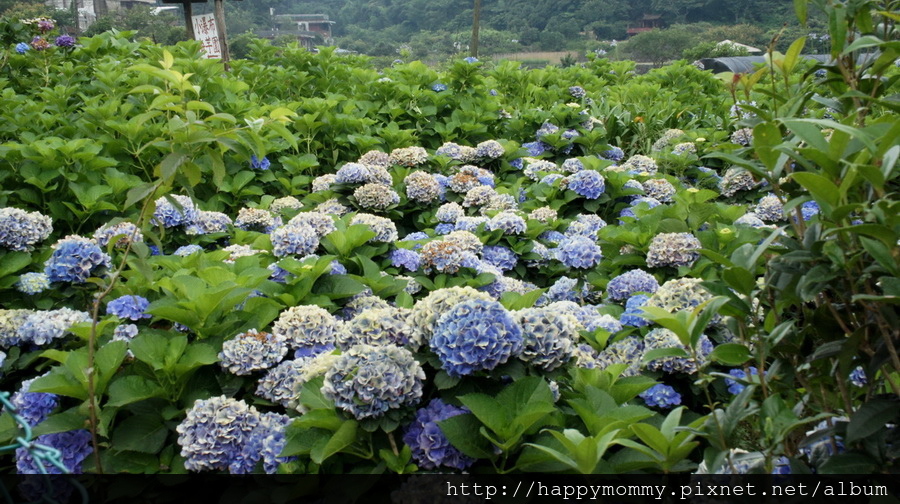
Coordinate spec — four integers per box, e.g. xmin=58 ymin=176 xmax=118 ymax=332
xmin=0 ymin=5 xmax=896 ymax=477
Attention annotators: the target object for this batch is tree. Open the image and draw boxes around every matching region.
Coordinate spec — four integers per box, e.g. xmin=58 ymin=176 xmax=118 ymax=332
xmin=623 ymin=26 xmax=699 ymax=66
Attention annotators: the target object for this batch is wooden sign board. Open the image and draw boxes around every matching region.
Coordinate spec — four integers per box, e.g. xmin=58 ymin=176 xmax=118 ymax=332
xmin=192 ymin=13 xmax=221 ymax=58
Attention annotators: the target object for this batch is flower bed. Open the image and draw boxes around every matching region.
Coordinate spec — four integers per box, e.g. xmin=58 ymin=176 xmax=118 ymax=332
xmin=0 ymin=5 xmax=897 ymax=476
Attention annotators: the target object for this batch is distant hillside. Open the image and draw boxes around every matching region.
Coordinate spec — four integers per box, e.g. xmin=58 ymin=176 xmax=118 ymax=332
xmin=224 ymin=0 xmax=803 ymax=57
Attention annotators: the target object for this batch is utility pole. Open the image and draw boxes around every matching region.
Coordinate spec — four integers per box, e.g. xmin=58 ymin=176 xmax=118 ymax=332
xmin=471 ymin=0 xmax=481 ymax=58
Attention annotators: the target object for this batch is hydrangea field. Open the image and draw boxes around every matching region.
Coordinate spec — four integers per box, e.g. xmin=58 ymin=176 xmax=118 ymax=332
xmin=0 ymin=1 xmax=898 ymax=477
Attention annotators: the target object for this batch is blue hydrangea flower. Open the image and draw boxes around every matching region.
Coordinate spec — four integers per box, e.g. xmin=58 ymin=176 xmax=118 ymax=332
xmin=475 ymin=140 xmax=504 ymax=159
xmin=176 ymin=396 xmax=262 ymax=473
xmin=640 ymin=384 xmax=681 ymax=408
xmin=800 ymin=418 xmax=846 ymax=462
xmin=350 ymin=213 xmax=398 ymax=242
xmin=486 ymin=212 xmax=526 ymax=235
xmin=432 ymin=83 xmax=448 ymax=92
xmin=849 ymin=366 xmax=867 ymax=387
xmin=405 ymin=171 xmax=441 ymax=204
xmin=43 ymin=235 xmax=110 ymax=284
xmin=389 ymin=248 xmax=421 ymax=272
xmin=335 ymin=162 xmax=370 ymax=184
xmin=755 ymin=194 xmax=785 ymax=222
xmin=463 ymin=56 xmax=479 ymax=63
xmin=250 ymin=154 xmax=271 ymax=171
xmin=555 ymin=236 xmax=602 ymax=269
xmin=544 ymin=276 xmax=579 ymax=304
xmin=420 ymin=240 xmax=465 ymax=274
xmin=621 ymin=294 xmax=651 ymax=327
xmin=15 ymin=42 xmax=29 ymax=54
xmin=595 ymin=336 xmax=645 ymax=376
xmin=435 ymin=223 xmax=454 ymax=235
xmin=151 ymin=195 xmax=198 ymax=228
xmin=173 ymin=244 xmax=203 ymax=256
xmin=403 ymin=399 xmax=476 ymax=470
xmin=17 ymin=272 xmax=50 ymax=295
xmin=272 ymin=305 xmax=340 ymax=357
xmin=256 ymin=358 xmax=307 ymax=409
xmin=9 ymin=376 xmax=58 ymax=427
xmin=0 ymin=207 xmax=53 ymax=251
xmin=354 ymin=183 xmax=400 ymax=210
xmin=112 ymin=323 xmax=138 ymax=344
xmin=323 ymin=344 xmax=425 ymax=419
xmin=516 ymin=307 xmax=578 ymax=371
xmin=565 ymin=214 xmax=607 ymax=240
xmin=569 ymin=86 xmax=586 ymax=98
xmin=801 ymin=201 xmax=820 ymax=221
xmin=435 ymin=202 xmax=464 ymax=223
xmin=536 ymin=122 xmax=560 ymax=140
xmin=185 ymin=211 xmax=232 ymax=235
xmin=607 ymin=269 xmax=659 ymax=301
xmin=16 ymin=429 xmax=92 ymax=474
xmin=481 ymin=245 xmax=517 ymax=272
xmin=646 ymin=232 xmax=701 ymax=268
xmin=219 ymin=329 xmax=288 ymax=376
xmin=725 ymin=367 xmax=760 ymax=394
xmin=338 ymin=307 xmax=418 ymax=350
xmin=582 ymin=312 xmax=623 ymax=333
xmin=522 ymin=141 xmax=550 ymax=157
xmin=643 ymin=328 xmax=713 ymax=374
xmin=431 ymin=299 xmax=523 ymax=377
xmin=227 ymin=412 xmax=295 ymax=474
xmin=271 ymin=222 xmax=319 ymax=257
xmin=454 ymin=216 xmax=487 ymax=232
xmin=17 ymin=308 xmax=91 ymax=346
xmin=566 ymin=170 xmax=606 ymax=199
xmin=540 ymin=230 xmax=566 ymax=244
xmin=403 ymin=231 xmax=429 ymax=243
xmin=106 ymin=295 xmax=151 ymax=321
xmin=599 ymin=146 xmax=624 ymax=162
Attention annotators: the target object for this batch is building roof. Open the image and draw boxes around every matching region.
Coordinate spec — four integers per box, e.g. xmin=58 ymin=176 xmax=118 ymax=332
xmin=717 ymin=40 xmax=762 ymax=53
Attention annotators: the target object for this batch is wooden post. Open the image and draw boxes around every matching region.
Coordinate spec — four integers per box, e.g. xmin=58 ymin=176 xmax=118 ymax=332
xmin=183 ymin=1 xmax=194 ymax=40
xmin=470 ymin=0 xmax=481 ymax=58
xmin=214 ymin=0 xmax=230 ymax=67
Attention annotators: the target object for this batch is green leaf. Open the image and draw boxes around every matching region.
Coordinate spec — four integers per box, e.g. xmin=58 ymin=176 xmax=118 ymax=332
xmin=791 ymin=172 xmax=839 ymax=209
xmin=0 ymin=251 xmax=32 ymax=276
xmin=107 ymin=376 xmax=165 ymax=407
xmin=794 ymin=0 xmax=807 ymax=25
xmin=846 ymin=399 xmax=899 ymax=444
xmin=818 ymin=453 xmax=878 ymax=474
xmin=709 ymin=343 xmax=752 ymax=366
xmin=783 ymin=36 xmax=807 ymax=74
xmin=310 ymin=419 xmax=358 ymax=464
xmin=642 ymin=347 xmax=689 ymax=365
xmin=112 ymin=415 xmax=168 ymax=454
xmin=439 ymin=414 xmax=497 ymax=459
xmin=752 ymin=122 xmax=783 ymax=171
xmin=32 ymin=408 xmax=88 ymax=436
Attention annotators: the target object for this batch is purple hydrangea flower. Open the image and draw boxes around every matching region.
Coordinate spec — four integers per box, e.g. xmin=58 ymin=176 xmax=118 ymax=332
xmin=54 ymin=35 xmax=75 ymax=48
xmin=16 ymin=430 xmax=92 ymax=474
xmin=403 ymin=399 xmax=476 ymax=470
